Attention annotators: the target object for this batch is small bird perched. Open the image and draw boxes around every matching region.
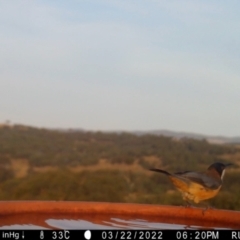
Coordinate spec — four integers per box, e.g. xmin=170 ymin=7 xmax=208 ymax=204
xmin=149 ymin=162 xmax=232 ymax=205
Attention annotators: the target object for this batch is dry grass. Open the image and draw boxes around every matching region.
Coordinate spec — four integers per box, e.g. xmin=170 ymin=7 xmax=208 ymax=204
xmin=143 ymin=155 xmax=162 ymax=167
xmin=219 ymin=152 xmax=240 ymax=167
xmin=33 ymin=166 xmax=59 ymax=173
xmin=67 ymin=158 xmax=146 ymax=173
xmin=8 ymin=153 xmax=240 ymax=179
xmin=10 ymin=159 xmax=30 ymax=178
xmin=9 ymin=157 xmax=152 ymax=178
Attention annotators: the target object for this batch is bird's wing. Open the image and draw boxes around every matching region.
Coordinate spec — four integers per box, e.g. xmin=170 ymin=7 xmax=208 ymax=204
xmin=174 ymin=171 xmax=221 ymax=189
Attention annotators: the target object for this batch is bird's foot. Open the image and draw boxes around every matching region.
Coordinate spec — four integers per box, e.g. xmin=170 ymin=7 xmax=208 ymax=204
xmin=202 ymin=205 xmax=213 ymax=216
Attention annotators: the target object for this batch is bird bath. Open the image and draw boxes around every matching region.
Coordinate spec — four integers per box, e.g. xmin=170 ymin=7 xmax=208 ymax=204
xmin=0 ymin=201 xmax=239 ymax=229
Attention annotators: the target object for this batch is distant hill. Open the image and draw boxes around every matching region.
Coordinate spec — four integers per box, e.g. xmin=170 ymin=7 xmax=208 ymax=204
xmin=54 ymin=127 xmax=240 ymax=144
xmin=55 ymin=128 xmax=240 ymax=144
xmin=1 ymin=123 xmax=240 ymax=144
xmin=132 ymin=130 xmax=240 ymax=144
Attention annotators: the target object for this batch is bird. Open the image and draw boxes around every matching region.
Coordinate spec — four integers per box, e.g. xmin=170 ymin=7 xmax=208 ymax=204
xmin=149 ymin=162 xmax=232 ymax=205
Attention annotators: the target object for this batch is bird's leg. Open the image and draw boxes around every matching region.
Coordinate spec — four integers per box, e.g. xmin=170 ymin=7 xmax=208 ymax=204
xmin=202 ymin=203 xmax=214 ymax=216
xmin=185 ymin=200 xmax=192 ymax=207
xmin=183 ymin=196 xmax=193 ymax=208
xmin=202 ymin=207 xmax=208 ymax=216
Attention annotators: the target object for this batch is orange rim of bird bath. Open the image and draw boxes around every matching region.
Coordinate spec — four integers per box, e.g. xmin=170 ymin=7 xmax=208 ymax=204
xmin=0 ymin=201 xmax=239 ymax=229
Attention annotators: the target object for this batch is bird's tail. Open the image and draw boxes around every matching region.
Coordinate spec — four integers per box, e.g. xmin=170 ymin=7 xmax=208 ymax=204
xmin=149 ymin=168 xmax=171 ymax=175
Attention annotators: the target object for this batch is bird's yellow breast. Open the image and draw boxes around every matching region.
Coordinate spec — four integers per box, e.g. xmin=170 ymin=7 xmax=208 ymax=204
xmin=169 ymin=176 xmax=221 ymax=203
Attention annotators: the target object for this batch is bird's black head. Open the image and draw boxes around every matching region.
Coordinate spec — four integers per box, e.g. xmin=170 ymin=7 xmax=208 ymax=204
xmin=208 ymin=162 xmax=232 ymax=178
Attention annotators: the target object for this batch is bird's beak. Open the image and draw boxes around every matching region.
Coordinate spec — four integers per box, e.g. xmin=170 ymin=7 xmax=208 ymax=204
xmin=224 ymin=163 xmax=233 ymax=168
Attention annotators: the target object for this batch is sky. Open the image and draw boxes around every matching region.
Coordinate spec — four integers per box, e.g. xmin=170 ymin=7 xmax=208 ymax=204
xmin=0 ymin=0 xmax=240 ymax=136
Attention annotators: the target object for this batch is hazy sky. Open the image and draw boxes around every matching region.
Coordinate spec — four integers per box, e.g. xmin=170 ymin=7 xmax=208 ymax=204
xmin=0 ymin=1 xmax=239 ymax=136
